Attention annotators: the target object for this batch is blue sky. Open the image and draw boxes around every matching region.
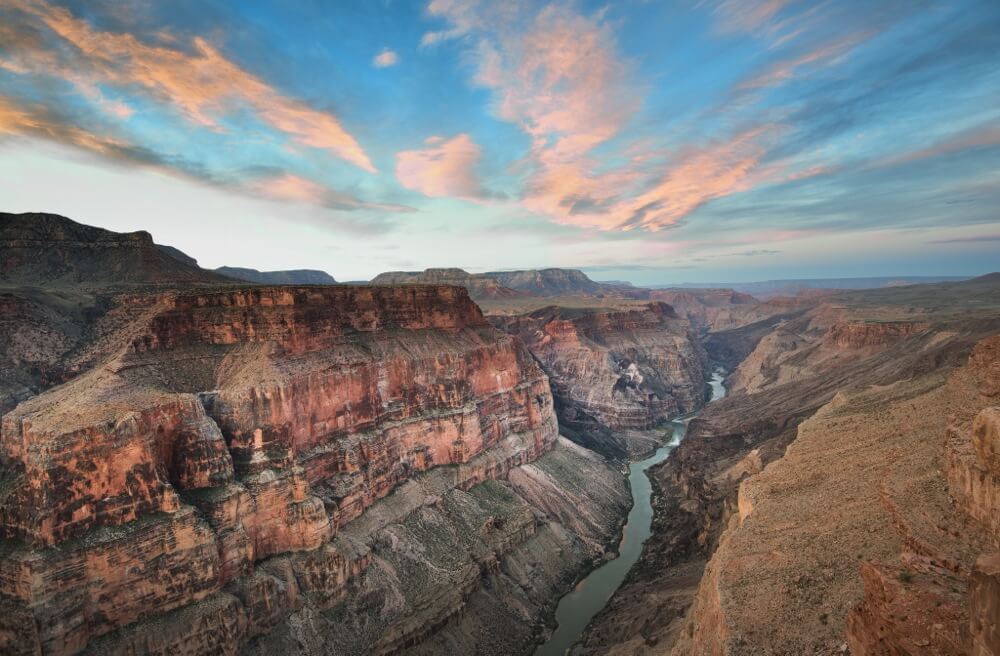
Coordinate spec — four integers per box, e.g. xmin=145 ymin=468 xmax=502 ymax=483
xmin=0 ymin=0 xmax=997 ymax=283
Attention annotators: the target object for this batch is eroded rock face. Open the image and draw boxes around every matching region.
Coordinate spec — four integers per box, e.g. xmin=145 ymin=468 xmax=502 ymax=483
xmin=828 ymin=320 xmax=930 ymax=348
xmin=0 ymin=212 xmax=227 ymax=286
xmin=973 ymin=407 xmax=1000 ymax=480
xmin=580 ymin=276 xmax=1000 ymax=655
xmin=970 ymin=553 xmax=1000 ymax=656
xmin=0 ymin=285 xmax=568 ymax=655
xmin=370 ymin=268 xmax=525 ymax=299
xmin=493 ymin=303 xmax=708 ymax=457
xmin=672 ymin=337 xmax=998 ymax=656
xmin=243 ymin=438 xmax=629 ymax=656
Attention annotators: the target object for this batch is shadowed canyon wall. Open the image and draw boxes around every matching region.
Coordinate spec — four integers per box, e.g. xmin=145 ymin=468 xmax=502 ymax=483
xmin=0 ymin=284 xmax=629 ymax=655
xmin=492 ymin=303 xmax=709 ymax=458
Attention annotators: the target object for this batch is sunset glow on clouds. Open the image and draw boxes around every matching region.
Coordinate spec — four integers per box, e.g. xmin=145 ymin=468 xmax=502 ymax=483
xmin=0 ymin=0 xmax=997 ymax=282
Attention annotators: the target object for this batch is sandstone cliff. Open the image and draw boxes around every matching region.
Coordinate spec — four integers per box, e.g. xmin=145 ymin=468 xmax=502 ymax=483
xmin=578 ymin=275 xmax=1000 ymax=655
xmin=0 ymin=212 xmax=228 ymax=286
xmin=672 ymin=334 xmax=1000 ymax=655
xmin=214 ymin=267 xmax=338 ymax=285
xmin=485 ymin=269 xmax=630 ymax=298
xmin=370 ymin=268 xmax=524 ymax=299
xmin=371 ymin=267 xmax=645 ymax=302
xmin=648 ymin=289 xmax=766 ymax=333
xmin=0 ymin=284 xmax=629 ymax=655
xmin=493 ymin=303 xmax=709 ymax=458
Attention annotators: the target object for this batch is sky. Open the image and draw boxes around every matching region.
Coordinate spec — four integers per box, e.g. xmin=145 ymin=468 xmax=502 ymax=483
xmin=0 ymin=0 xmax=997 ymax=284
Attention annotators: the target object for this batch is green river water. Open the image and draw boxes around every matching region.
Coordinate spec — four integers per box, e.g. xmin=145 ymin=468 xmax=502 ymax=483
xmin=534 ymin=369 xmax=727 ymax=656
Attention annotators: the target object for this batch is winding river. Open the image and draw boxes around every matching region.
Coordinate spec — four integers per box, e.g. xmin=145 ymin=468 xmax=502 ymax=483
xmin=534 ymin=368 xmax=727 ymax=656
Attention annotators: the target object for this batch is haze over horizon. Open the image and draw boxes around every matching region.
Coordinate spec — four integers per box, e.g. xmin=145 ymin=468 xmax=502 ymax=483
xmin=1 ymin=0 xmax=997 ymax=284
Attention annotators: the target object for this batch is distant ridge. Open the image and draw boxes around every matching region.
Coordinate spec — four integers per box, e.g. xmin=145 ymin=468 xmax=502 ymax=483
xmin=215 ymin=266 xmax=337 ymax=285
xmin=156 ymin=244 xmax=199 ymax=267
xmin=650 ymin=275 xmax=972 ymax=298
xmin=0 ymin=212 xmax=228 ymax=286
xmin=370 ymin=268 xmax=524 ymax=299
xmin=370 ymin=267 xmax=646 ymax=300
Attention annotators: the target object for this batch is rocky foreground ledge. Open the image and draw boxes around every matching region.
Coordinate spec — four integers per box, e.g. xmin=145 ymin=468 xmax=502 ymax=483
xmin=0 ymin=285 xmax=628 ymax=655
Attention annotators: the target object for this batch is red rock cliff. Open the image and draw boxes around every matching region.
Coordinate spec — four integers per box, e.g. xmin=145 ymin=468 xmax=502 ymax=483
xmin=493 ymin=302 xmax=708 ymax=457
xmin=0 ymin=285 xmax=559 ymax=655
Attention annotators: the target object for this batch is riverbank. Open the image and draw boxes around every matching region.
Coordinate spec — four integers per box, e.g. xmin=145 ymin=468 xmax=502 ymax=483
xmin=533 ymin=369 xmax=727 ymax=655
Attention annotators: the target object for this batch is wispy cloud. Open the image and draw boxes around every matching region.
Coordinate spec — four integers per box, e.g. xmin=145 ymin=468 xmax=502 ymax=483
xmin=930 ymin=234 xmax=1000 ymax=244
xmin=876 ymin=122 xmax=1000 ymax=168
xmin=422 ymin=1 xmax=841 ymax=232
xmin=1 ymin=0 xmax=375 ymax=172
xmin=707 ymin=0 xmax=796 ymax=36
xmin=396 ymin=133 xmax=498 ymax=200
xmin=738 ymin=32 xmax=871 ymax=89
xmin=0 ymin=94 xmax=174 ymax=168
xmin=251 ymin=172 xmax=415 ymax=212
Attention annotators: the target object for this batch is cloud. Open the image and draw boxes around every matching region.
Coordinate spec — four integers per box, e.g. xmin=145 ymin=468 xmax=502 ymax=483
xmin=738 ymin=32 xmax=870 ymax=89
xmin=0 ymin=93 xmax=410 ymax=217
xmin=251 ymin=172 xmax=415 ymax=212
xmin=1 ymin=0 xmax=375 ymax=172
xmin=0 ymin=94 xmax=179 ymax=169
xmin=424 ymin=2 xmax=651 ymax=223
xmin=708 ymin=0 xmax=795 ymax=36
xmin=930 ymin=234 xmax=1000 ymax=244
xmin=876 ymin=122 xmax=1000 ymax=169
xmin=423 ymin=2 xmax=836 ymax=232
xmin=373 ymin=48 xmax=398 ymax=68
xmin=395 ymin=133 xmax=496 ymax=200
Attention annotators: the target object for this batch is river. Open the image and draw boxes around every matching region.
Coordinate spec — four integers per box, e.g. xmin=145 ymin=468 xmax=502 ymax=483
xmin=533 ymin=368 xmax=727 ymax=656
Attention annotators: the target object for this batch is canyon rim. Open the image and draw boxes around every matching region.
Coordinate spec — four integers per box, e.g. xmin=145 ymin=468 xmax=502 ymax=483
xmin=1 ymin=1 xmax=999 ymax=655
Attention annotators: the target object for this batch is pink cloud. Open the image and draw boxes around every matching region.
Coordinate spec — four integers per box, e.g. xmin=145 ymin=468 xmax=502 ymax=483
xmin=876 ymin=123 xmax=1000 ymax=168
xmin=0 ymin=93 xmax=135 ymax=157
xmin=373 ymin=48 xmax=399 ymax=68
xmin=4 ymin=0 xmax=375 ymax=172
xmin=709 ymin=0 xmax=795 ymax=35
xmin=739 ymin=32 xmax=870 ymax=89
xmin=395 ymin=133 xmax=490 ymax=200
xmin=252 ymin=172 xmax=415 ymax=213
xmin=426 ymin=2 xmax=651 ymax=223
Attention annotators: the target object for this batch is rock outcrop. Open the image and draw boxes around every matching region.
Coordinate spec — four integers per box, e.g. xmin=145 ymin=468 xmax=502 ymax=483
xmin=370 ymin=267 xmax=645 ymax=301
xmin=648 ymin=288 xmax=766 ymax=333
xmin=579 ymin=275 xmax=1000 ymax=655
xmin=370 ymin=268 xmax=524 ymax=299
xmin=0 ymin=212 xmax=228 ymax=286
xmin=493 ymin=303 xmax=708 ymax=458
xmin=0 ymin=284 xmax=621 ymax=655
xmin=485 ymin=268 xmax=621 ymax=297
xmin=214 ymin=267 xmax=338 ymax=285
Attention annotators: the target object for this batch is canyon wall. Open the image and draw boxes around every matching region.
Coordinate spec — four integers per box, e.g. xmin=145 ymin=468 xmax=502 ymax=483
xmin=0 ymin=212 xmax=227 ymax=286
xmin=578 ymin=276 xmax=1000 ymax=655
xmin=0 ymin=284 xmax=628 ymax=655
xmin=667 ymin=333 xmax=1000 ymax=654
xmin=493 ymin=303 xmax=709 ymax=458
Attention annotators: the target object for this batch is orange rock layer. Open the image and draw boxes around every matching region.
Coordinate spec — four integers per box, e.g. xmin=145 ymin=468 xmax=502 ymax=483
xmin=0 ymin=285 xmax=558 ymax=655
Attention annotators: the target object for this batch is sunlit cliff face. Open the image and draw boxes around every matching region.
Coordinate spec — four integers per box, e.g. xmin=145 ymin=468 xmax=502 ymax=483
xmin=1 ymin=0 xmax=998 ymax=281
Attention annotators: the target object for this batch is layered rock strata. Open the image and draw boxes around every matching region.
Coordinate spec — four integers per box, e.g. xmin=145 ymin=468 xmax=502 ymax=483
xmin=0 ymin=285 xmax=580 ymax=655
xmin=0 ymin=212 xmax=227 ymax=286
xmin=493 ymin=303 xmax=708 ymax=458
xmin=579 ymin=276 xmax=1000 ymax=655
xmin=244 ymin=437 xmax=629 ymax=656
xmin=669 ymin=335 xmax=1000 ymax=655
xmin=370 ymin=268 xmax=525 ymax=300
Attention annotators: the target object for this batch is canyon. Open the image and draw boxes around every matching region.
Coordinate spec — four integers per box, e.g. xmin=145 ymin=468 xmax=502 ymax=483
xmin=491 ymin=304 xmax=708 ymax=458
xmin=1 ymin=212 xmax=998 ymax=656
xmin=578 ymin=274 xmax=1000 ymax=655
